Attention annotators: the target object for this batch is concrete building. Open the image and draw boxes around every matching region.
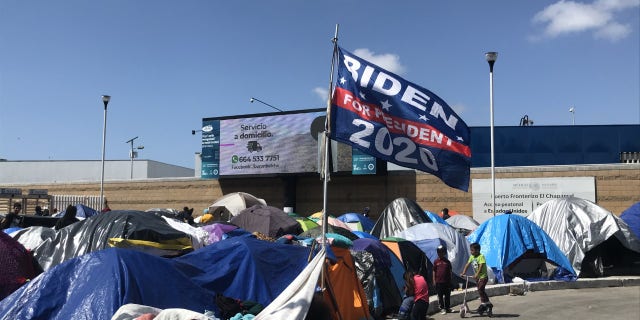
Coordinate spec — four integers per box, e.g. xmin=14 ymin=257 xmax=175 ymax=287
xmin=0 ymin=160 xmax=194 ymax=184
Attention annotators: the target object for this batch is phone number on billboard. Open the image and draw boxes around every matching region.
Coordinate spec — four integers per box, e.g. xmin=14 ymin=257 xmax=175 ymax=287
xmin=232 ymin=155 xmax=280 ymax=163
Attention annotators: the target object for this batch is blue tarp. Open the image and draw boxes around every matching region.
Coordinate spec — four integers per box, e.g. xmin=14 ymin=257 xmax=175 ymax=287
xmin=467 ymin=214 xmax=576 ymax=283
xmin=53 ymin=204 xmax=99 ymax=219
xmin=621 ymin=202 xmax=640 ymax=240
xmin=424 ymin=210 xmax=449 ymax=226
xmin=0 ymin=236 xmax=312 ymax=319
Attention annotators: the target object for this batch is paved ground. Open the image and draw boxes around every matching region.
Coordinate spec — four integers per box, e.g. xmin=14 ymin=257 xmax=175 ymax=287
xmin=427 ymin=286 xmax=640 ymax=319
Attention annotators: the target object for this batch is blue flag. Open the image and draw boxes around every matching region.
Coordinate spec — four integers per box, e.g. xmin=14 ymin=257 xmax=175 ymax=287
xmin=330 ymin=47 xmax=471 ymax=191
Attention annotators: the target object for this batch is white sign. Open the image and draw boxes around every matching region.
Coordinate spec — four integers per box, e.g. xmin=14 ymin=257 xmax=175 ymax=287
xmin=472 ymin=177 xmax=595 ymax=223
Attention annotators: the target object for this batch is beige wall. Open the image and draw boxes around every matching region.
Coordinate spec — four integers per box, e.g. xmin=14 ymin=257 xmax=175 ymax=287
xmin=3 ymin=164 xmax=638 ymax=218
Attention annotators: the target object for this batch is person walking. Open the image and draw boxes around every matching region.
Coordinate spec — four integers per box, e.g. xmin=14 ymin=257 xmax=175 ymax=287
xmin=433 ymin=245 xmax=453 ymax=314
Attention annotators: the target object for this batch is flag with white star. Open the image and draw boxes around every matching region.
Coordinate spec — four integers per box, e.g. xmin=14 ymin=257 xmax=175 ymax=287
xmin=330 ymin=47 xmax=471 ymax=191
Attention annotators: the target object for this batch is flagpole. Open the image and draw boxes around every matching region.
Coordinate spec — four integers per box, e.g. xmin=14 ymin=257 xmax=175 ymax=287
xmin=321 ymin=23 xmax=339 ymax=290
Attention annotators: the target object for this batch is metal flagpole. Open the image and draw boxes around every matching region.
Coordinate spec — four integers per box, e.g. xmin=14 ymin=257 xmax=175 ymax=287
xmin=321 ymin=23 xmax=339 ymax=290
xmin=485 ymin=52 xmax=497 ymax=216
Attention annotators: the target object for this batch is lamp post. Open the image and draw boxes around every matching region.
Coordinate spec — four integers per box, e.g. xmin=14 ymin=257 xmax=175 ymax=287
xmin=569 ymin=107 xmax=575 ymax=125
xmin=485 ymin=52 xmax=497 ymax=217
xmin=249 ymin=97 xmax=285 ymax=112
xmin=100 ymin=95 xmax=110 ymax=210
xmin=125 ymin=136 xmax=144 ymax=179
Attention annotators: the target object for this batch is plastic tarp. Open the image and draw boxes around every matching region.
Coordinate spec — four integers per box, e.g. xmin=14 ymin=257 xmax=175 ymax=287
xmin=0 ymin=236 xmax=312 ymax=319
xmin=256 ymin=246 xmax=326 ymax=320
xmin=9 ymin=226 xmax=56 ymax=250
xmin=32 ymin=210 xmax=193 ymax=271
xmin=528 ymin=196 xmax=640 ymax=276
xmin=424 ymin=210 xmax=449 ymax=226
xmin=231 ymin=205 xmax=302 ymax=238
xmin=0 ymin=248 xmax=216 ymax=320
xmin=394 ymin=223 xmax=472 ymax=277
xmin=371 ymin=198 xmax=432 ymax=239
xmin=174 ymin=236 xmax=312 ymax=308
xmin=445 ymin=214 xmax=479 ymax=235
xmin=621 ymin=202 xmax=640 ymax=239
xmin=52 ymin=204 xmax=99 ymax=219
xmin=210 ymin=192 xmax=267 ymax=218
xmin=468 ymin=214 xmax=576 ymax=283
xmin=337 ymin=213 xmax=375 ymax=232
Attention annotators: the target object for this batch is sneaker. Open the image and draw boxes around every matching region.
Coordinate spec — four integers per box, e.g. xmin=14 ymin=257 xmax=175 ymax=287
xmin=440 ymin=310 xmax=447 ymax=315
xmin=446 ymin=309 xmax=453 ymax=313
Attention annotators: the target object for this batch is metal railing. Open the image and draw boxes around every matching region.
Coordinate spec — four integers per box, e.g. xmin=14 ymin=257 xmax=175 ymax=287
xmin=620 ymin=152 xmax=640 ymax=164
xmin=50 ymin=195 xmax=102 ymax=212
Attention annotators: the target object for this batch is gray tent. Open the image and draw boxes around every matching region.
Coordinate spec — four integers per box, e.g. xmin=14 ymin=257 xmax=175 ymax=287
xmin=371 ymin=198 xmax=432 ymax=239
xmin=528 ymin=196 xmax=640 ymax=277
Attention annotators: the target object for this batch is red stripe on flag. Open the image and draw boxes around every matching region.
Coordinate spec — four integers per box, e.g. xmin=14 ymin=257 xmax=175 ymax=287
xmin=333 ymin=87 xmax=471 ymax=157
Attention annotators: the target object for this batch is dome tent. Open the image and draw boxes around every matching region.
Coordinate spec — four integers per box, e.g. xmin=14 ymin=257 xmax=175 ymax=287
xmin=467 ymin=214 xmax=576 ymax=283
xmin=371 ymin=198 xmax=432 ymax=239
xmin=528 ymin=196 xmax=640 ymax=277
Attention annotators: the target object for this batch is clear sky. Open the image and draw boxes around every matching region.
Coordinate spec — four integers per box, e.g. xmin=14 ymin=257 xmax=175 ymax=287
xmin=1 ymin=0 xmax=638 ymax=169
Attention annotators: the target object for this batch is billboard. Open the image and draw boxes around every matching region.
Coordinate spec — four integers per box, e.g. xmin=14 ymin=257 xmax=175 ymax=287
xmin=202 ymin=109 xmax=343 ymax=177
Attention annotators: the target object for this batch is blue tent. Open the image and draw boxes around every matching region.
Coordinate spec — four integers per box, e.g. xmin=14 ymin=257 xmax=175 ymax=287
xmin=621 ymin=202 xmax=640 ymax=239
xmin=337 ymin=213 xmax=375 ymax=232
xmin=467 ymin=214 xmax=576 ymax=283
xmin=0 ymin=236 xmax=312 ymax=319
xmin=53 ymin=204 xmax=99 ymax=219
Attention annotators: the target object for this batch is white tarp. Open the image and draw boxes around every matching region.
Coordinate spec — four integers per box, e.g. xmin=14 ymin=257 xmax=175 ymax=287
xmin=209 ymin=192 xmax=267 ymax=219
xmin=255 ymin=246 xmax=326 ymax=320
xmin=445 ymin=215 xmax=479 ymax=233
xmin=527 ymin=196 xmax=640 ymax=275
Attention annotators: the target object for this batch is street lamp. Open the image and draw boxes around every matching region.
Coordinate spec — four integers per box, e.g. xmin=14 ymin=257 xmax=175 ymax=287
xmin=249 ymin=97 xmax=285 ymax=112
xmin=485 ymin=52 xmax=497 ymax=217
xmin=569 ymin=107 xmax=575 ymax=125
xmin=100 ymin=95 xmax=110 ymax=210
xmin=125 ymin=136 xmax=144 ymax=179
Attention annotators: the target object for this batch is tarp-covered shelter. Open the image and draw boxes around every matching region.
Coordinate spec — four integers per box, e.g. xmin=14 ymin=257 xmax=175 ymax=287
xmin=371 ymin=198 xmax=432 ymax=239
xmin=394 ymin=223 xmax=472 ymax=277
xmin=231 ymin=205 xmax=302 ymax=238
xmin=381 ymin=237 xmax=431 ymax=283
xmin=209 ymin=192 xmax=267 ymax=220
xmin=0 ymin=231 xmax=40 ymax=300
xmin=445 ymin=214 xmax=479 ymax=236
xmin=528 ymin=197 xmax=640 ymax=277
xmin=324 ymin=246 xmax=373 ymax=320
xmin=32 ymin=210 xmax=194 ymax=271
xmin=352 ymin=238 xmax=403 ymax=318
xmin=300 ymin=224 xmax=359 ymax=241
xmin=0 ymin=236 xmax=314 ymax=319
xmin=53 ymin=204 xmax=98 ymax=219
xmin=425 ymin=210 xmax=449 ymax=226
xmin=468 ymin=214 xmax=576 ymax=283
xmin=621 ymin=202 xmax=640 ymax=239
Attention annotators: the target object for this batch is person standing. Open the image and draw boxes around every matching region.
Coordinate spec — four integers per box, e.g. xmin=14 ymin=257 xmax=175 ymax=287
xmin=462 ymin=242 xmax=493 ymax=316
xmin=411 ymin=271 xmax=429 ymax=320
xmin=101 ymin=199 xmax=112 ymax=213
xmin=54 ymin=205 xmax=80 ymax=230
xmin=1 ymin=202 xmax=22 ymax=229
xmin=433 ymin=245 xmax=453 ymax=314
xmin=441 ymin=208 xmax=451 ymax=220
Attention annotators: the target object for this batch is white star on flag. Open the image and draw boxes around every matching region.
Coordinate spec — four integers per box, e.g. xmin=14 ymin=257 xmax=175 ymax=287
xmin=419 ymin=115 xmax=428 ymax=121
xmin=456 ymin=136 xmax=464 ymax=142
xmin=359 ymin=92 xmax=366 ymax=100
xmin=381 ymin=100 xmax=392 ymax=111
xmin=339 ymin=77 xmax=346 ymax=84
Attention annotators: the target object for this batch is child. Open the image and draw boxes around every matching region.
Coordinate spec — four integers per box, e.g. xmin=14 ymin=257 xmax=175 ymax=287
xmin=433 ymin=245 xmax=453 ymax=314
xmin=462 ymin=242 xmax=493 ymax=316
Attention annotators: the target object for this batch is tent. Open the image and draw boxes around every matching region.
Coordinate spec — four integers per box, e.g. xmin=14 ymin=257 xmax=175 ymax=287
xmin=380 ymin=237 xmax=431 ymax=284
xmin=0 ymin=236 xmax=313 ymax=319
xmin=294 ymin=216 xmax=320 ymax=232
xmin=336 ymin=213 xmax=375 ymax=232
xmin=528 ymin=197 xmax=640 ymax=277
xmin=0 ymin=231 xmax=40 ymax=300
xmin=209 ymin=192 xmax=267 ymax=220
xmin=620 ymin=202 xmax=640 ymax=239
xmin=324 ymin=246 xmax=373 ymax=320
xmin=394 ymin=223 xmax=472 ymax=277
xmin=53 ymin=204 xmax=99 ymax=219
xmin=445 ymin=214 xmax=479 ymax=236
xmin=468 ymin=214 xmax=576 ymax=283
xmin=352 ymin=238 xmax=403 ymax=317
xmin=231 ymin=205 xmax=303 ymax=238
xmin=32 ymin=210 xmax=194 ymax=271
xmin=371 ymin=198 xmax=432 ymax=239
xmin=300 ymin=224 xmax=359 ymax=241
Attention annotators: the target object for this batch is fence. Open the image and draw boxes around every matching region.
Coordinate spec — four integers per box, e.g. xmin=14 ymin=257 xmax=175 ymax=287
xmin=620 ymin=152 xmax=640 ymax=164
xmin=50 ymin=195 xmax=102 ymax=212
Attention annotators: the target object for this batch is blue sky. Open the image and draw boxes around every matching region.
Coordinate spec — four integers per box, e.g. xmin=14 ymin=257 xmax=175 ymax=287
xmin=1 ymin=0 xmax=638 ymax=169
